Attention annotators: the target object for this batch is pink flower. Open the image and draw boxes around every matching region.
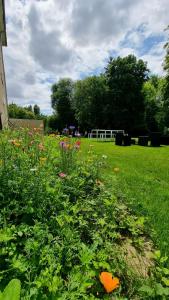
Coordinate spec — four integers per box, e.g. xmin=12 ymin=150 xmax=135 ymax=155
xmin=59 ymin=172 xmax=67 ymax=178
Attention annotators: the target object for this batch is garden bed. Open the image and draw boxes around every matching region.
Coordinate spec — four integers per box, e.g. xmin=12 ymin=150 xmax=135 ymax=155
xmin=0 ymin=130 xmax=169 ymax=299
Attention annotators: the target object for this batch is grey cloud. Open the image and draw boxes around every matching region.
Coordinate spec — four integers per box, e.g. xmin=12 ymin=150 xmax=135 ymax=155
xmin=24 ymin=72 xmax=36 ymax=85
xmin=7 ymin=80 xmax=24 ymax=99
xmin=70 ymin=0 xmax=138 ymax=45
xmin=28 ymin=5 xmax=74 ymax=72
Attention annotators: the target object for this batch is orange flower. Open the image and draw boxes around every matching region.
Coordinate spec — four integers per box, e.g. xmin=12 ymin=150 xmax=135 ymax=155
xmin=14 ymin=142 xmax=21 ymax=147
xmin=99 ymin=272 xmax=120 ymax=293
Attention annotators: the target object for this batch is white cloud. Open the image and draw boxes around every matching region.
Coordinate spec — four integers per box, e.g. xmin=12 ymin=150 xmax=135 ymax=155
xmin=3 ymin=0 xmax=169 ymax=114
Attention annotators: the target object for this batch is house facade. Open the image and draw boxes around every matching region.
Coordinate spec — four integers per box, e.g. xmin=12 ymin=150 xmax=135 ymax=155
xmin=0 ymin=0 xmax=8 ymax=129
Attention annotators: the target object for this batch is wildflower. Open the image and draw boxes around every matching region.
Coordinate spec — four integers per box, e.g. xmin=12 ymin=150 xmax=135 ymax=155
xmin=59 ymin=172 xmax=67 ymax=178
xmin=99 ymin=272 xmax=120 ymax=293
xmin=114 ymin=167 xmax=120 ymax=173
xmin=38 ymin=143 xmax=45 ymax=151
xmin=102 ymin=155 xmax=107 ymax=159
xmin=59 ymin=141 xmax=65 ymax=148
xmin=14 ymin=142 xmax=21 ymax=147
xmin=40 ymin=157 xmax=47 ymax=164
xmin=75 ymin=140 xmax=81 ymax=146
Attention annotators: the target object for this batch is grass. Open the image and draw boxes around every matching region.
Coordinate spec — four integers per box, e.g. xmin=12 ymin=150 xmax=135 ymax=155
xmin=81 ymin=138 xmax=169 ymax=256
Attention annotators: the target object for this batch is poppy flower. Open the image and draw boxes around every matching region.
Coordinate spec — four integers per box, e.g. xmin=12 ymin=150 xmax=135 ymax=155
xmin=75 ymin=140 xmax=81 ymax=146
xmin=99 ymin=272 xmax=120 ymax=293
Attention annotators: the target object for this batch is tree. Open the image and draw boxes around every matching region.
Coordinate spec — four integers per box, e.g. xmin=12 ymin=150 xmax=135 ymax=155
xmin=8 ymin=103 xmax=35 ymax=119
xmin=51 ymin=78 xmax=76 ymax=128
xmin=26 ymin=105 xmax=33 ymax=112
xmin=105 ymin=55 xmax=149 ymax=133
xmin=72 ymin=75 xmax=108 ymax=130
xmin=142 ymin=75 xmax=165 ymax=132
xmin=163 ymin=26 xmax=169 ymax=128
xmin=34 ymin=104 xmax=40 ymax=116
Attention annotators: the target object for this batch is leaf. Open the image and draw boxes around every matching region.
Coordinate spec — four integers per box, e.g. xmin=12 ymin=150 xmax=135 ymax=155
xmin=162 ymin=277 xmax=169 ymax=286
xmin=2 ymin=279 xmax=21 ymax=300
xmin=0 ymin=229 xmax=14 ymax=242
xmin=153 ymin=250 xmax=161 ymax=260
xmin=163 ymin=268 xmax=169 ymax=275
xmin=160 ymin=256 xmax=168 ymax=263
xmin=139 ymin=285 xmax=154 ymax=296
xmin=155 ymin=283 xmax=169 ymax=296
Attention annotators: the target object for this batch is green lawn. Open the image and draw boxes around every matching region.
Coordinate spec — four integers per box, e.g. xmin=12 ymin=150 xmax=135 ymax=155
xmin=81 ymin=139 xmax=169 ymax=256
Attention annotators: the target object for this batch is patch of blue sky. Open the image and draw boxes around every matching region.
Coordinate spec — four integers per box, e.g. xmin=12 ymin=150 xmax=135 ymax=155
xmin=40 ymin=77 xmax=55 ymax=85
xmin=139 ymin=35 xmax=165 ymax=56
xmin=120 ymin=23 xmax=166 ymax=56
xmin=79 ymin=66 xmax=104 ymax=79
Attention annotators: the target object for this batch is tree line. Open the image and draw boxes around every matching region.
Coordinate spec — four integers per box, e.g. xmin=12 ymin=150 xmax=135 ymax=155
xmin=50 ymin=53 xmax=169 ymax=135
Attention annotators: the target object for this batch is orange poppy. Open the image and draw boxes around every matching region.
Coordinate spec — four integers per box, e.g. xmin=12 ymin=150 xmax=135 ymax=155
xmin=99 ymin=272 xmax=120 ymax=293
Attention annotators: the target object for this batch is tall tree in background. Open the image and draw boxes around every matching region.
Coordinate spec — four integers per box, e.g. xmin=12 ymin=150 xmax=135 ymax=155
xmin=34 ymin=104 xmax=40 ymax=116
xmin=73 ymin=75 xmax=108 ymax=130
xmin=51 ymin=78 xmax=76 ymax=128
xmin=105 ymin=55 xmax=149 ymax=133
xmin=163 ymin=26 xmax=169 ymax=128
xmin=142 ymin=75 xmax=165 ymax=132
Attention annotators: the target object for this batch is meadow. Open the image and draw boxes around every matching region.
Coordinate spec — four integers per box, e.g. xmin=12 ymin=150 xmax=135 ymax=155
xmin=1 ymin=131 xmax=169 ymax=299
xmin=81 ymin=139 xmax=169 ymax=256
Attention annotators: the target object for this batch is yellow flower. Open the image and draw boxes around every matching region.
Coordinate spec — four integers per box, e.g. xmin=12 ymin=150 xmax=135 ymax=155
xmin=114 ymin=167 xmax=120 ymax=173
xmin=14 ymin=142 xmax=21 ymax=147
xmin=40 ymin=157 xmax=47 ymax=164
xmin=99 ymin=272 xmax=120 ymax=293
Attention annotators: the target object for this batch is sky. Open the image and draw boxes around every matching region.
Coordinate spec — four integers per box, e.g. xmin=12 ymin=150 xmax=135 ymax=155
xmin=3 ymin=0 xmax=169 ymax=115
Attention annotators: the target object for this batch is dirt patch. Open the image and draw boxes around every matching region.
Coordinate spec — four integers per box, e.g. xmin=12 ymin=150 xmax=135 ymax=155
xmin=123 ymin=239 xmax=154 ymax=278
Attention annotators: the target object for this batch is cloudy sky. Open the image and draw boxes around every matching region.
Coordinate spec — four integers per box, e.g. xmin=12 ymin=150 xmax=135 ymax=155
xmin=3 ymin=0 xmax=169 ymax=114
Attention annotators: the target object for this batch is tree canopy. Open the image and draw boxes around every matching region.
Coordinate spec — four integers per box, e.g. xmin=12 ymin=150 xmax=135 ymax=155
xmin=51 ymin=78 xmax=76 ymax=128
xmin=104 ymin=55 xmax=149 ymax=132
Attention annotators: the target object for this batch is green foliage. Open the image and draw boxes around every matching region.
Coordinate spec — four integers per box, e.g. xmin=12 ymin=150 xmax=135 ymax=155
xmin=47 ymin=114 xmax=60 ymax=133
xmin=142 ymin=75 xmax=166 ymax=132
xmin=34 ymin=105 xmax=40 ymax=116
xmin=8 ymin=103 xmax=45 ymax=122
xmin=51 ymin=78 xmax=76 ymax=128
xmin=73 ymin=75 xmax=108 ymax=130
xmin=8 ymin=103 xmax=36 ymax=119
xmin=105 ymin=55 xmax=149 ymax=133
xmin=0 ymin=279 xmax=21 ymax=300
xmin=163 ymin=26 xmax=169 ymax=129
xmin=0 ymin=131 xmax=167 ymax=299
